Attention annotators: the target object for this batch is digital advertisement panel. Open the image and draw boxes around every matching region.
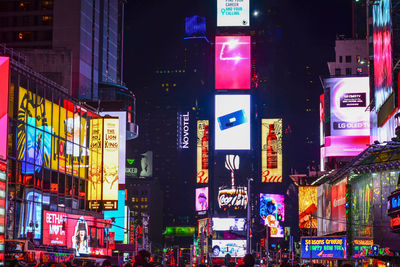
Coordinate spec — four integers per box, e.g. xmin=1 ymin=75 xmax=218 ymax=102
xmin=324 ymin=77 xmax=370 ymax=157
xmin=195 ymin=187 xmax=209 ymax=212
xmin=139 ymin=151 xmax=153 ymax=178
xmin=88 ymin=118 xmax=103 ymax=210
xmin=43 ymin=210 xmax=111 ymax=257
xmin=102 ymin=118 xmax=119 ymax=210
xmin=217 ymin=0 xmax=249 ymax=27
xmin=260 ymin=194 xmax=285 ymax=238
xmin=331 ymin=179 xmax=347 ymax=233
xmin=299 ymin=186 xmax=318 ymax=229
xmin=215 ymin=36 xmax=251 ymax=89
xmin=215 ymin=95 xmax=250 ymax=150
xmin=211 ymin=240 xmax=246 ymax=258
xmin=212 ymin=218 xmax=246 ymax=231
xmin=218 ymin=186 xmax=248 ymax=211
xmin=301 ymin=237 xmax=346 ymax=259
xmin=0 ymin=57 xmax=9 ymax=161
xmin=261 ymin=119 xmax=283 ymax=183
xmin=197 ymin=120 xmax=209 ymax=183
xmin=104 ymin=190 xmax=126 ymax=241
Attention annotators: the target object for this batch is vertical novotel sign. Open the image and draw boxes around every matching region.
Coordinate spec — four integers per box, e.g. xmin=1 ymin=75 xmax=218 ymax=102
xmin=177 ymin=112 xmax=190 ymax=150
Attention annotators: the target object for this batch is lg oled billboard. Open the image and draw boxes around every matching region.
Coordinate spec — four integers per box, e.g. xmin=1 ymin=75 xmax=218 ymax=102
xmin=0 ymin=57 xmax=9 ymax=162
xmin=215 ymin=95 xmax=250 ymax=150
xmin=217 ymin=0 xmax=249 ymax=27
xmin=261 ymin=119 xmax=283 ymax=183
xmin=215 ymin=36 xmax=250 ymax=89
xmin=197 ymin=120 xmax=209 ymax=183
xmin=195 ymin=187 xmax=209 ymax=212
xmin=324 ymin=77 xmax=370 ymax=157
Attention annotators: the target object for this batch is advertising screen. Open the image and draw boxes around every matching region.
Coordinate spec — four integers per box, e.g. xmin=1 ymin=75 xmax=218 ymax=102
xmin=88 ymin=118 xmax=103 ymax=210
xmin=0 ymin=57 xmax=9 ymax=161
xmin=331 ymin=179 xmax=347 ymax=233
xmin=217 ymin=0 xmax=249 ymax=27
xmin=324 ymin=77 xmax=370 ymax=157
xmin=215 ymin=36 xmax=251 ymax=89
xmin=218 ymin=186 xmax=248 ymax=211
xmin=260 ymin=194 xmax=284 ymax=238
xmin=104 ymin=190 xmax=126 ymax=242
xmin=195 ymin=187 xmax=209 ymax=212
xmin=139 ymin=151 xmax=153 ymax=178
xmin=197 ymin=120 xmax=209 ymax=183
xmin=215 ymin=95 xmax=250 ymax=150
xmin=261 ymin=119 xmax=283 ymax=183
xmin=301 ymin=237 xmax=346 ymax=259
xmin=299 ymin=186 xmax=318 ymax=229
xmin=373 ymin=0 xmax=392 ymax=111
xmin=212 ymin=218 xmax=246 ymax=231
xmin=211 ymin=240 xmax=246 ymax=258
xmin=43 ymin=210 xmax=111 ymax=257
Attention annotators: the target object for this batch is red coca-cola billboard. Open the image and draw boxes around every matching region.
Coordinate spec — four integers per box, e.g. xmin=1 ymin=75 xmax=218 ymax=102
xmin=331 ymin=179 xmax=347 ymax=233
xmin=43 ymin=210 xmax=112 ymax=256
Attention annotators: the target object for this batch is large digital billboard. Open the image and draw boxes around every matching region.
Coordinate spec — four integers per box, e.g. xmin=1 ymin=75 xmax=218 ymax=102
xmin=211 ymin=240 xmax=246 ymax=258
xmin=197 ymin=120 xmax=209 ymax=183
xmin=331 ymin=179 xmax=347 ymax=233
xmin=102 ymin=118 xmax=119 ymax=210
xmin=0 ymin=57 xmax=9 ymax=161
xmin=215 ymin=95 xmax=250 ymax=150
xmin=43 ymin=210 xmax=111 ymax=257
xmin=217 ymin=0 xmax=249 ymax=27
xmin=261 ymin=119 xmax=282 ymax=183
xmin=260 ymin=194 xmax=284 ymax=238
xmin=212 ymin=218 xmax=246 ymax=231
xmin=195 ymin=187 xmax=209 ymax=212
xmin=299 ymin=186 xmax=318 ymax=229
xmin=218 ymin=186 xmax=248 ymax=211
xmin=88 ymin=118 xmax=103 ymax=210
xmin=301 ymin=237 xmax=346 ymax=259
xmin=373 ymin=0 xmax=392 ymax=111
xmin=215 ymin=36 xmax=251 ymax=89
xmin=324 ymin=77 xmax=370 ymax=157
xmin=104 ymin=190 xmax=126 ymax=242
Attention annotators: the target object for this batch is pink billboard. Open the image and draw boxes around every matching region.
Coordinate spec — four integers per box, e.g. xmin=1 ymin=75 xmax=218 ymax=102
xmin=195 ymin=187 xmax=209 ymax=212
xmin=43 ymin=210 xmax=111 ymax=257
xmin=0 ymin=57 xmax=9 ymax=161
xmin=215 ymin=36 xmax=251 ymax=89
xmin=331 ymin=179 xmax=347 ymax=233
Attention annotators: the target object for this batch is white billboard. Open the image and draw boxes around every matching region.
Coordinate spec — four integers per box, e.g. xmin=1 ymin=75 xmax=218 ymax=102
xmin=217 ymin=0 xmax=250 ymax=27
xmin=212 ymin=218 xmax=246 ymax=231
xmin=211 ymin=240 xmax=246 ymax=258
xmin=215 ymin=95 xmax=250 ymax=150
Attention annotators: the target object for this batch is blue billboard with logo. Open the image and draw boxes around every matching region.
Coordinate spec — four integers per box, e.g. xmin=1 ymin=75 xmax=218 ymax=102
xmin=301 ymin=237 xmax=347 ymax=259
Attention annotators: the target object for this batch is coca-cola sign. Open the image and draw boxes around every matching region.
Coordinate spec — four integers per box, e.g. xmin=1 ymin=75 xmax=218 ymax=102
xmin=217 ymin=186 xmax=248 ymax=210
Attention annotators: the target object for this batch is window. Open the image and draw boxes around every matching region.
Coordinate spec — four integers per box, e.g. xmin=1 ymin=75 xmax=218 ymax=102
xmin=339 ymin=56 xmax=343 ymax=63
xmin=335 ymin=68 xmax=341 ymax=76
xmin=356 ymin=55 xmax=361 ymax=63
xmin=346 ymin=68 xmax=352 ymax=75
xmin=346 ymin=56 xmax=351 ymax=63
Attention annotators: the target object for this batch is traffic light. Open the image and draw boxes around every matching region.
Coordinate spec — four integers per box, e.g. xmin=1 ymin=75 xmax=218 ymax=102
xmin=345 ymin=183 xmax=351 ymax=217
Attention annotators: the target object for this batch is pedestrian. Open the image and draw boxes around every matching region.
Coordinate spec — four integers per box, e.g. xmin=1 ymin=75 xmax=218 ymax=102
xmin=133 ymin=250 xmax=151 ymax=267
xmin=239 ymin=254 xmax=255 ymax=267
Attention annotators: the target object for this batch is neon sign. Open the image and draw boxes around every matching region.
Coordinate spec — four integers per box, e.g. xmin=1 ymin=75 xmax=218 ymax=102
xmin=217 ymin=186 xmax=248 ymax=210
xmin=388 ymin=191 xmax=400 ymax=214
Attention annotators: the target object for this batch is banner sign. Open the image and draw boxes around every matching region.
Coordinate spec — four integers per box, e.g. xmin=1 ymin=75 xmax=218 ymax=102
xmin=197 ymin=120 xmax=209 ymax=183
xmin=261 ymin=119 xmax=283 ymax=182
xmin=217 ymin=0 xmax=249 ymax=27
xmin=301 ymin=237 xmax=346 ymax=259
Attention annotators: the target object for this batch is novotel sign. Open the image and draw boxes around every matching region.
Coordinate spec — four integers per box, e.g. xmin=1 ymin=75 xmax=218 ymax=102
xmin=177 ymin=112 xmax=190 ymax=150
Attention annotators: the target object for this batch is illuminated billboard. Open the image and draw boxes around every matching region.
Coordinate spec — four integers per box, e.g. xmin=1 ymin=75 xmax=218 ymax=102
xmin=211 ymin=240 xmax=246 ymax=258
xmin=104 ymin=190 xmax=126 ymax=241
xmin=373 ymin=0 xmax=392 ymax=111
xmin=217 ymin=0 xmax=249 ymax=27
xmin=88 ymin=118 xmax=103 ymax=210
xmin=195 ymin=187 xmax=209 ymax=212
xmin=139 ymin=151 xmax=153 ymax=178
xmin=260 ymin=194 xmax=284 ymax=238
xmin=0 ymin=57 xmax=9 ymax=161
xmin=218 ymin=186 xmax=248 ymax=210
xmin=261 ymin=119 xmax=282 ymax=183
xmin=212 ymin=218 xmax=246 ymax=231
xmin=299 ymin=186 xmax=318 ymax=229
xmin=301 ymin=237 xmax=346 ymax=259
xmin=215 ymin=36 xmax=251 ymax=89
xmin=215 ymin=95 xmax=250 ymax=150
xmin=197 ymin=120 xmax=209 ymax=183
xmin=43 ymin=210 xmax=111 ymax=257
xmin=331 ymin=179 xmax=347 ymax=233
xmin=324 ymin=77 xmax=370 ymax=157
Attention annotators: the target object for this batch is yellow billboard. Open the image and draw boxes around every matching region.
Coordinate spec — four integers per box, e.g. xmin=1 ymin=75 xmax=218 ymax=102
xmin=299 ymin=186 xmax=318 ymax=229
xmin=261 ymin=119 xmax=282 ymax=183
xmin=102 ymin=118 xmax=119 ymax=210
xmin=196 ymin=120 xmax=209 ymax=183
xmin=88 ymin=118 xmax=103 ymax=209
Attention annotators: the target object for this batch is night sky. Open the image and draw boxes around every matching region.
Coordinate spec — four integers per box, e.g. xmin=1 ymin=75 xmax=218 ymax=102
xmin=123 ymin=0 xmax=352 ymax=173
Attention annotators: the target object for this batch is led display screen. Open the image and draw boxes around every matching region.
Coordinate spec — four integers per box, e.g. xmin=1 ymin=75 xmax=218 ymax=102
xmin=139 ymin=151 xmax=153 ymax=178
xmin=211 ymin=240 xmax=246 ymax=258
xmin=299 ymin=186 xmax=318 ymax=229
xmin=373 ymin=0 xmax=392 ymax=111
xmin=301 ymin=237 xmax=346 ymax=259
xmin=88 ymin=118 xmax=103 ymax=210
xmin=217 ymin=0 xmax=249 ymax=27
xmin=195 ymin=187 xmax=209 ymax=212
xmin=331 ymin=179 xmax=347 ymax=233
xmin=197 ymin=120 xmax=209 ymax=183
xmin=261 ymin=119 xmax=282 ymax=183
xmin=43 ymin=210 xmax=111 ymax=257
xmin=215 ymin=95 xmax=250 ymax=150
xmin=324 ymin=77 xmax=370 ymax=157
xmin=0 ymin=57 xmax=9 ymax=161
xmin=212 ymin=218 xmax=246 ymax=231
xmin=260 ymin=194 xmax=284 ymax=238
xmin=215 ymin=36 xmax=251 ymax=89
xmin=104 ymin=190 xmax=126 ymax=241
xmin=163 ymin=227 xmax=195 ymax=237
xmin=218 ymin=186 xmax=248 ymax=211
